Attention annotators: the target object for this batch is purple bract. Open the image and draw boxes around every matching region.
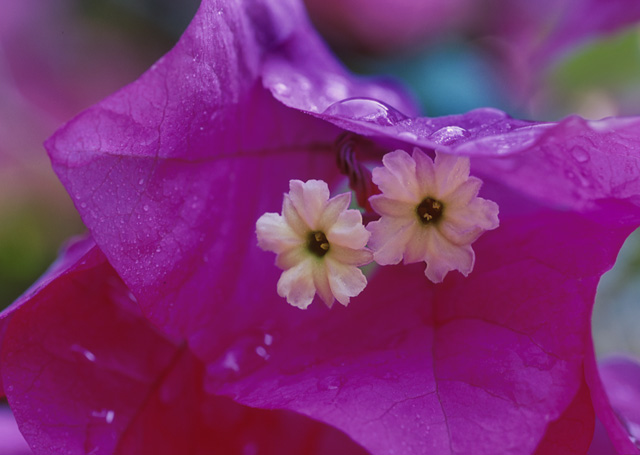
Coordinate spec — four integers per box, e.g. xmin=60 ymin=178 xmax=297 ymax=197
xmin=1 ymin=0 xmax=640 ymax=453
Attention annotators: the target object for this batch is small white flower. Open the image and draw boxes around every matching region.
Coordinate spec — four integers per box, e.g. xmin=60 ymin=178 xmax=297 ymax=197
xmin=256 ymin=179 xmax=373 ymax=309
xmin=367 ymin=148 xmax=499 ymax=283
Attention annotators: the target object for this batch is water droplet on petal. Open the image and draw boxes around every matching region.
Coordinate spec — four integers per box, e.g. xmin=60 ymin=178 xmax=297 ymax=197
xmin=222 ymin=351 xmax=240 ymax=373
xmin=323 ymin=98 xmax=408 ymax=126
xmin=143 ymin=205 xmax=149 ymax=212
xmin=571 ymin=146 xmax=590 ymax=163
xmin=263 ymin=333 xmax=273 ymax=346
xmin=272 ymin=82 xmax=291 ymax=96
xmin=71 ymin=344 xmax=96 ymax=362
xmin=398 ymin=131 xmax=418 ymax=141
xmin=255 ymin=346 xmax=269 ymax=360
xmin=428 ymin=126 xmax=470 ymax=145
xmin=91 ymin=409 xmax=115 ymax=424
xmin=138 ymin=178 xmax=145 ymax=185
xmin=317 ymin=375 xmax=344 ymax=391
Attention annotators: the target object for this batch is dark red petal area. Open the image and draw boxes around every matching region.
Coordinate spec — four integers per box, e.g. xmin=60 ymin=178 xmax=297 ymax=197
xmin=0 ymin=243 xmax=369 ymax=455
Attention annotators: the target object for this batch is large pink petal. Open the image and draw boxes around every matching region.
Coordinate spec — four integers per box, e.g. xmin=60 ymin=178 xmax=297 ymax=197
xmin=1 ymin=240 xmax=369 ymax=454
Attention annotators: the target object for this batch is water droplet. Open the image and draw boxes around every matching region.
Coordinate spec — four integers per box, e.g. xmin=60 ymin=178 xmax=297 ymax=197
xmin=263 ymin=333 xmax=273 ymax=346
xmin=255 ymin=346 xmax=269 ymax=360
xmin=143 ymin=205 xmax=149 ymax=212
xmin=428 ymin=126 xmax=470 ymax=145
xmin=91 ymin=409 xmax=115 ymax=424
xmin=71 ymin=344 xmax=96 ymax=362
xmin=80 ymin=202 xmax=87 ymax=208
xmin=398 ymin=131 xmax=418 ymax=141
xmin=323 ymin=98 xmax=408 ymax=126
xmin=571 ymin=146 xmax=590 ymax=163
xmin=138 ymin=178 xmax=145 ymax=185
xmin=272 ymin=82 xmax=291 ymax=96
xmin=222 ymin=351 xmax=240 ymax=372
xmin=317 ymin=375 xmax=344 ymax=391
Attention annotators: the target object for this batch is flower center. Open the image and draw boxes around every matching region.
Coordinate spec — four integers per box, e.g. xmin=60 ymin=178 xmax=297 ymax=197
xmin=307 ymin=231 xmax=330 ymax=257
xmin=416 ymin=197 xmax=443 ymax=224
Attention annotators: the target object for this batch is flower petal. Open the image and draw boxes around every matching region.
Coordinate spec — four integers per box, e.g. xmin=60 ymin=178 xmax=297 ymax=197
xmin=288 ymin=179 xmax=331 ymax=229
xmin=1 ymin=239 xmax=369 ymax=454
xmin=277 ymin=259 xmax=317 ymax=309
xmin=326 ymin=209 xmax=370 ymax=249
xmin=326 ymin=259 xmax=368 ymax=306
xmin=371 ymin=150 xmax=421 ymax=202
xmin=256 ymin=212 xmax=301 ymax=253
xmin=423 ymin=228 xmax=475 ymax=282
xmin=367 ymin=216 xmax=416 ymax=265
xmin=369 ymin=195 xmax=415 ymax=218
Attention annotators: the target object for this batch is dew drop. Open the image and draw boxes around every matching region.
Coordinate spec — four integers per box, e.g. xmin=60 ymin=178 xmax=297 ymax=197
xmin=428 ymin=126 xmax=470 ymax=145
xmin=80 ymin=202 xmax=87 ymax=208
xmin=143 ymin=205 xmax=149 ymax=212
xmin=272 ymin=82 xmax=291 ymax=96
xmin=222 ymin=351 xmax=240 ymax=372
xmin=571 ymin=146 xmax=590 ymax=163
xmin=263 ymin=333 xmax=273 ymax=346
xmin=398 ymin=131 xmax=418 ymax=141
xmin=255 ymin=346 xmax=269 ymax=359
xmin=91 ymin=409 xmax=115 ymax=424
xmin=323 ymin=98 xmax=408 ymax=126
xmin=71 ymin=344 xmax=96 ymax=362
xmin=317 ymin=375 xmax=344 ymax=391
xmin=138 ymin=178 xmax=145 ymax=185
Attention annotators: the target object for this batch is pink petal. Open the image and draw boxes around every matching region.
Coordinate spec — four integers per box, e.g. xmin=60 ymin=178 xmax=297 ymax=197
xmin=1 ymin=239 xmax=369 ymax=454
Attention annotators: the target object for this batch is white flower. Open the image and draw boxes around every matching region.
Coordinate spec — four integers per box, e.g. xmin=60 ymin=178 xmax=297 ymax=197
xmin=367 ymin=148 xmax=499 ymax=283
xmin=256 ymin=179 xmax=373 ymax=309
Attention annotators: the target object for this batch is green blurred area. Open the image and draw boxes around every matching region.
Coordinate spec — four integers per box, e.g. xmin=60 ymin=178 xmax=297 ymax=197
xmin=552 ymin=29 xmax=640 ymax=91
xmin=547 ymin=28 xmax=640 ymax=118
xmin=0 ymin=199 xmax=84 ymax=308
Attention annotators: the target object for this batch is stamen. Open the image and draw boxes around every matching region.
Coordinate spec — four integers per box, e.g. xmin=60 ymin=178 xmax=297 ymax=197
xmin=308 ymin=231 xmax=330 ymax=257
xmin=416 ymin=198 xmax=443 ymax=224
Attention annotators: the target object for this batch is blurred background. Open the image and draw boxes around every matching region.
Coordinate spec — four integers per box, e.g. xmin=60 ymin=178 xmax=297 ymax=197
xmin=1 ymin=0 xmax=639 ymax=361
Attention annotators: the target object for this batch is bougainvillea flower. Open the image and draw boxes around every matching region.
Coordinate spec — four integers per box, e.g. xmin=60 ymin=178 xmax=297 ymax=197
xmin=3 ymin=0 xmax=640 ymax=453
xmin=256 ymin=179 xmax=372 ymax=309
xmin=367 ymin=148 xmax=499 ymax=282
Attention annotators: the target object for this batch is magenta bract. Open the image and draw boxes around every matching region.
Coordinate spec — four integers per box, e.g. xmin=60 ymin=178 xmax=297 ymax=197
xmin=2 ymin=0 xmax=640 ymax=453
